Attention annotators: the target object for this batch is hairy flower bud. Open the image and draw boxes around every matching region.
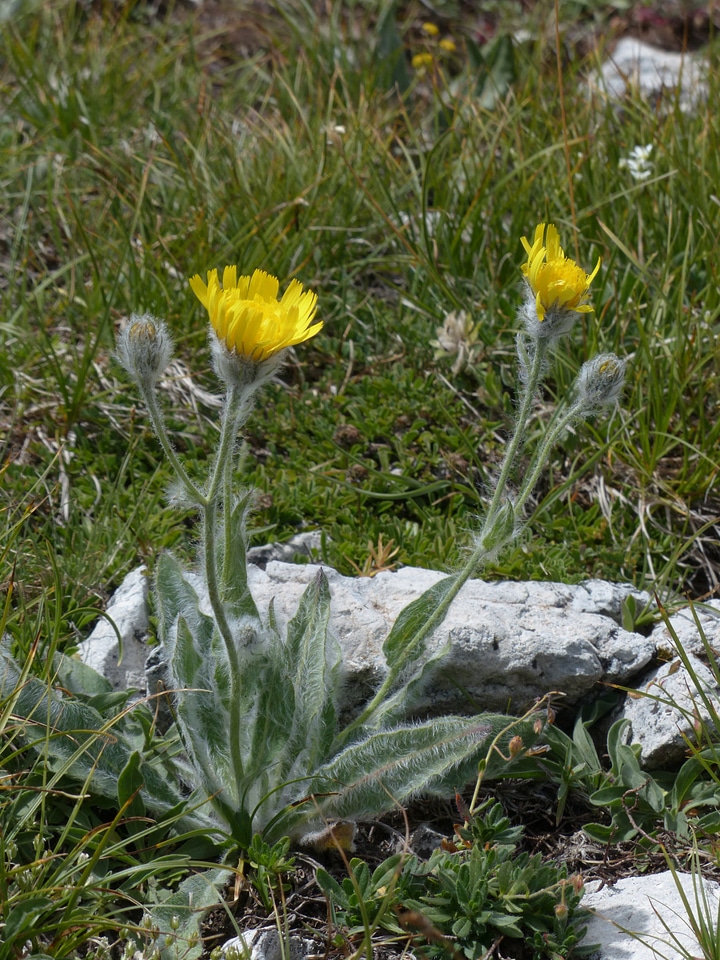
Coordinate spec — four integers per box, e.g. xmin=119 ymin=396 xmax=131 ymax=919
xmin=575 ymin=353 xmax=626 ymax=413
xmin=115 ymin=314 xmax=173 ymax=389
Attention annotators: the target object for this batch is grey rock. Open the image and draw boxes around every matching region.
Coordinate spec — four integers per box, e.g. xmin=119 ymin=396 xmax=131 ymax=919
xmin=411 ymin=823 xmax=450 ymax=860
xmin=78 ymin=565 xmax=150 ymax=691
xmin=247 ymin=530 xmax=322 ymax=566
xmin=591 ymin=37 xmax=708 ymax=111
xmin=617 ymin=653 xmax=720 ymax=768
xmin=582 ymin=870 xmax=720 ymax=959
xmin=221 ymin=929 xmax=316 ymax=960
xmin=246 ymin=563 xmax=653 ymax=714
xmin=650 ymin=600 xmax=720 ymax=659
xmin=79 ymin=562 xmax=654 ymax=720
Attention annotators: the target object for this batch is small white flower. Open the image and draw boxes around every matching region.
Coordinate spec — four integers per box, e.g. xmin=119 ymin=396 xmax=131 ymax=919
xmin=619 ymin=144 xmax=654 ymax=181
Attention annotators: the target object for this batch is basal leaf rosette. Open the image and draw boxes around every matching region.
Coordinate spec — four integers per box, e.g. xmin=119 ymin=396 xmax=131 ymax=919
xmin=520 ymin=223 xmax=601 ymax=338
xmin=190 ymin=266 xmax=322 ymax=365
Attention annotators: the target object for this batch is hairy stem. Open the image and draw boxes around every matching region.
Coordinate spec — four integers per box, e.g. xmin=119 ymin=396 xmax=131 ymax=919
xmin=484 ymin=336 xmax=548 ymax=524
xmin=513 ymin=398 xmax=584 ymax=516
xmin=141 ymin=382 xmax=206 ymax=506
xmin=336 ymin=337 xmax=552 ymax=744
xmin=201 ymin=383 xmax=256 ymax=808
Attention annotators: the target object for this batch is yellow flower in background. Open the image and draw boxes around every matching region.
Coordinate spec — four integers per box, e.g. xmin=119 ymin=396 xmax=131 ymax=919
xmin=411 ymin=52 xmax=434 ymax=70
xmin=421 ymin=21 xmax=439 ymax=36
xmin=520 ymin=223 xmax=601 ymax=324
xmin=439 ymin=38 xmax=457 ymax=53
xmin=189 ymin=267 xmax=321 ymax=362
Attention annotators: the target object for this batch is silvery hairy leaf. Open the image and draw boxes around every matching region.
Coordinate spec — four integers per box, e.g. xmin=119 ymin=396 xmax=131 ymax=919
xmin=272 ymin=714 xmax=510 ymax=838
xmin=382 ymin=574 xmax=457 ymax=673
xmin=283 ymin=569 xmax=341 ymax=770
xmin=221 ymin=491 xmax=260 ymax=621
xmin=156 ymin=553 xmax=232 ymax=800
xmin=235 ymin=570 xmax=341 ymax=831
xmin=0 ymin=641 xmax=214 ymax=833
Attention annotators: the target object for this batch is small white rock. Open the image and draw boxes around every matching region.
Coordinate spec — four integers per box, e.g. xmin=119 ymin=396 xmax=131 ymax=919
xmin=582 ymin=871 xmax=720 ymax=960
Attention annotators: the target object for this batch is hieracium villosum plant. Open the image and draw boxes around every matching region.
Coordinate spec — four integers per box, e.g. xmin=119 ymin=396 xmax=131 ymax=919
xmin=115 ymin=223 xmax=625 ymax=850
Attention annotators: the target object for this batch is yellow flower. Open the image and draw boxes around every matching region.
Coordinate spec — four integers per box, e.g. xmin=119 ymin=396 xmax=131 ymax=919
xmin=421 ymin=21 xmax=439 ymax=36
xmin=412 ymin=52 xmax=435 ymax=70
xmin=439 ymin=38 xmax=457 ymax=53
xmin=189 ymin=267 xmax=321 ymax=362
xmin=520 ymin=223 xmax=601 ymax=324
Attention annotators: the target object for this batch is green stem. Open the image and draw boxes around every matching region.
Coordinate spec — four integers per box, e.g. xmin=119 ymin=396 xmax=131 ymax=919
xmin=336 ymin=337 xmax=552 ymax=746
xmin=484 ymin=336 xmax=548 ymax=524
xmin=206 ymin=385 xmax=242 ymax=505
xmin=201 ymin=383 xmax=256 ymax=803
xmin=141 ymin=383 xmax=206 ymax=506
xmin=513 ymin=399 xmax=584 ymax=516
xmin=222 ymin=421 xmax=235 ymax=587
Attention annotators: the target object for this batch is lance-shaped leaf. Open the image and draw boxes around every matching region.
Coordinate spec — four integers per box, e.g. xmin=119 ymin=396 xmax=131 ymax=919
xmin=156 ymin=553 xmax=234 ymax=792
xmin=281 ymin=714 xmax=511 ymax=832
xmin=283 ymin=570 xmax=340 ymax=770
xmin=0 ymin=645 xmax=214 ymax=832
xmin=169 ymin=615 xmax=231 ymax=801
xmin=221 ymin=492 xmax=260 ymax=621
xmin=156 ymin=553 xmax=211 ymax=662
xmin=382 ymin=575 xmax=457 ymax=675
xmin=238 ymin=649 xmax=295 ymax=814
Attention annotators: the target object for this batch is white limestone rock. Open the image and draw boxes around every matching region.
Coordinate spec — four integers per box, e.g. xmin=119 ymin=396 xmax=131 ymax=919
xmin=650 ymin=600 xmax=720 ymax=659
xmin=617 ymin=653 xmax=720 ymax=768
xmin=78 ymin=565 xmax=150 ymax=691
xmin=591 ymin=36 xmax=708 ymax=111
xmin=246 ymin=563 xmax=653 ymax=714
xmin=582 ymin=870 xmax=720 ymax=960
xmin=78 ymin=562 xmax=654 ymax=719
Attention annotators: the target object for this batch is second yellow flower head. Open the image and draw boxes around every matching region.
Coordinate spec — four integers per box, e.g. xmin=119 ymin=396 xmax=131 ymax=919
xmin=189 ymin=267 xmax=321 ymax=363
xmin=521 ymin=223 xmax=601 ymax=324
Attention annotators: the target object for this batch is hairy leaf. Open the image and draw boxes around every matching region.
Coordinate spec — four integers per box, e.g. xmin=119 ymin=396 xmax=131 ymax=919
xmin=284 ymin=569 xmax=340 ymax=768
xmin=299 ymin=714 xmax=507 ymax=824
xmin=382 ymin=575 xmax=456 ymax=673
xmin=0 ymin=644 xmax=213 ymax=831
xmin=222 ymin=492 xmax=260 ymax=621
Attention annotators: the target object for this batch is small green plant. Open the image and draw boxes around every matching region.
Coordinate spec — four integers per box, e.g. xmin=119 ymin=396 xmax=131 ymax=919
xmin=541 ymin=714 xmax=720 ymax=848
xmin=240 ymin=834 xmax=297 ymax=913
xmin=317 ymin=797 xmax=592 ymax=959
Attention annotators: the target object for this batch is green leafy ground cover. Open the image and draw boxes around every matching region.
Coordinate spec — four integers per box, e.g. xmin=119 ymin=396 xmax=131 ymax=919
xmin=2 ymin=0 xmax=720 ymax=957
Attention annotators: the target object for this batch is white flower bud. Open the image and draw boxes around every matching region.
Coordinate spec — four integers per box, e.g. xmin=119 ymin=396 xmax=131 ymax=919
xmin=576 ymin=353 xmax=626 ymax=412
xmin=116 ymin=314 xmax=174 ymax=389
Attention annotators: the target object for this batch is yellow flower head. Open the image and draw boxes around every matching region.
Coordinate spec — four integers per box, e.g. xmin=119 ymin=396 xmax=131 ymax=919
xmin=520 ymin=223 xmax=601 ymax=325
xmin=189 ymin=267 xmax=321 ymax=363
xmin=421 ymin=21 xmax=439 ymax=36
xmin=412 ymin=52 xmax=435 ymax=70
